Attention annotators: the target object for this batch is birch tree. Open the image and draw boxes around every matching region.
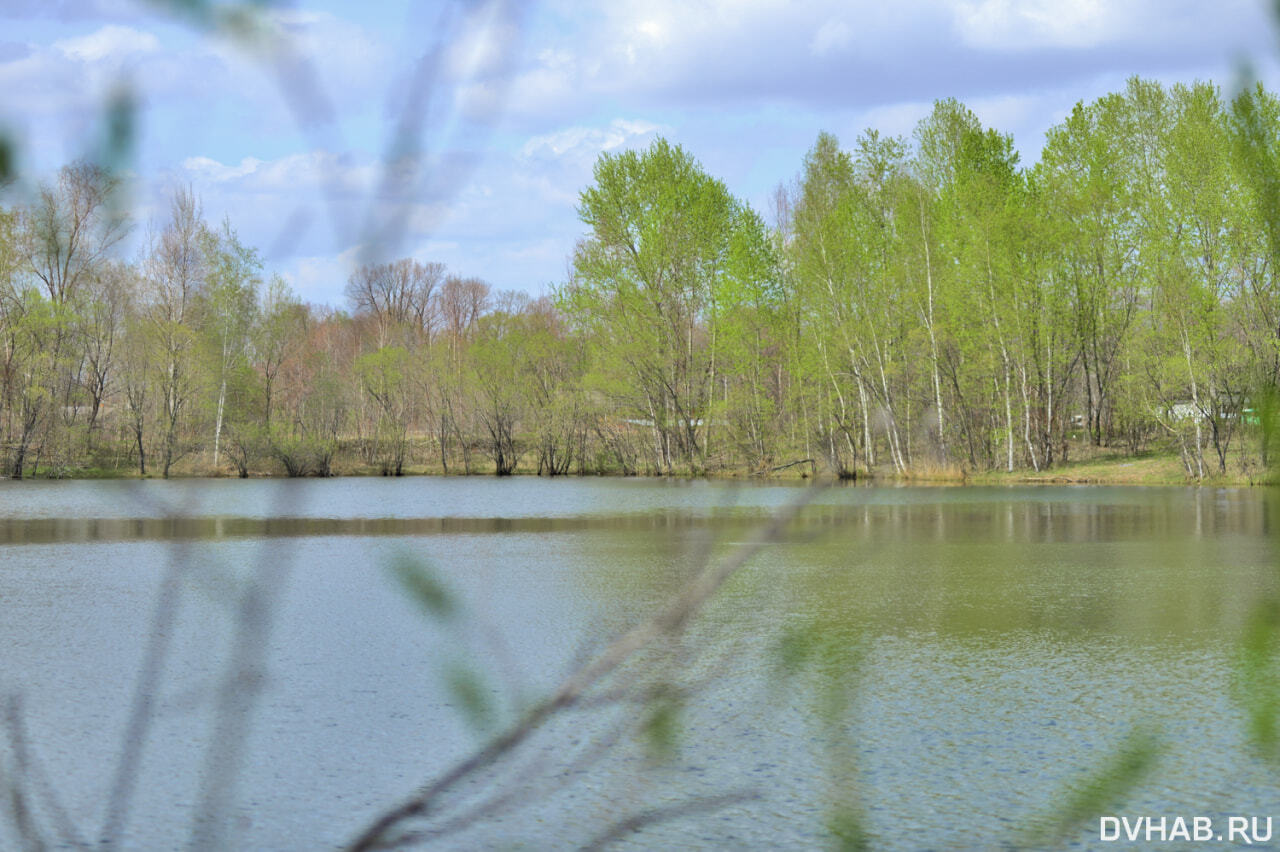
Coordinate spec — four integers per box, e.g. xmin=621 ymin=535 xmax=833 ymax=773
xmin=202 ymin=221 xmax=260 ymax=470
xmin=144 ymin=188 xmax=209 ymax=478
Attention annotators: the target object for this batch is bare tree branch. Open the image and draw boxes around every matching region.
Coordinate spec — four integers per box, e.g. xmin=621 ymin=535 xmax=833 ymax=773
xmin=99 ymin=537 xmax=195 ymax=849
xmin=4 ymin=695 xmax=85 ymax=849
xmin=345 ymin=485 xmax=822 ymax=851
xmin=579 ymin=789 xmax=760 ymax=852
xmin=189 ymin=487 xmax=301 ymax=851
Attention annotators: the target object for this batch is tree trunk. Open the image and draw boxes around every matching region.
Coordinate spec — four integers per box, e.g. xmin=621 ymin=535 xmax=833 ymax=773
xmin=213 ymin=378 xmax=226 ymax=470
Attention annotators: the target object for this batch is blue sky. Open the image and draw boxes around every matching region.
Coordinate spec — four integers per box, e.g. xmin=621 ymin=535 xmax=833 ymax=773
xmin=2 ymin=0 xmax=1277 ymax=307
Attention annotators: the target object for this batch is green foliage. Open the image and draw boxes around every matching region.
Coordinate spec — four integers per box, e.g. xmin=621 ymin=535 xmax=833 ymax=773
xmin=97 ymin=83 xmax=137 ymax=229
xmin=565 ymin=136 xmax=744 ymax=472
xmin=826 ymin=808 xmax=870 ymax=852
xmin=266 ymin=427 xmax=334 ymax=477
xmin=639 ymin=685 xmax=682 ymax=763
xmin=444 ymin=662 xmax=496 ymax=734
xmin=389 ymin=553 xmax=455 ymax=621
xmin=0 ymin=132 xmax=14 ymax=186
xmin=1020 ymin=728 xmax=1161 ymax=849
xmin=142 ymin=0 xmax=272 ymax=42
xmin=354 ymin=345 xmax=410 ymax=396
xmin=770 ymin=616 xmax=869 ymax=848
xmin=1234 ymin=591 xmax=1280 ymax=759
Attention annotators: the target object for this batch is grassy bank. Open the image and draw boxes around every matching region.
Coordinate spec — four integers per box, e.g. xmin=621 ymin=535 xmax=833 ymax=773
xmin=953 ymin=450 xmax=1272 ymax=486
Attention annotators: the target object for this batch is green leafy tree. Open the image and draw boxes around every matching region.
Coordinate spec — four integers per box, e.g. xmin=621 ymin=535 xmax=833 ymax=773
xmin=564 ymin=137 xmax=738 ymax=473
xmin=354 ymin=345 xmax=415 ymax=475
xmin=946 ymin=123 xmax=1025 ymax=471
xmin=142 ymin=188 xmax=210 ymax=478
xmin=200 ymin=220 xmax=261 ymax=471
xmin=466 ymin=296 xmax=533 ymax=475
xmin=1040 ymin=86 xmax=1145 ymax=448
xmin=714 ymin=205 xmax=786 ymax=469
xmin=788 ymin=131 xmax=878 ymax=475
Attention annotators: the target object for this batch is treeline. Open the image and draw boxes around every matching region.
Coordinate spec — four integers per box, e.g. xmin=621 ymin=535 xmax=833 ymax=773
xmin=564 ymin=78 xmax=1279 ymax=479
xmin=1 ymin=77 xmax=1277 ymax=479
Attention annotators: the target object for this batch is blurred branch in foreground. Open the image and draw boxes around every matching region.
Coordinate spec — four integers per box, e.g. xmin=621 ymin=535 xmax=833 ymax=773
xmin=345 ymin=486 xmax=823 ymax=851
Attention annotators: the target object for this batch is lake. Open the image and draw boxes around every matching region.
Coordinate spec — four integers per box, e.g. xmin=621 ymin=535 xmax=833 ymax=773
xmin=0 ymin=479 xmax=1275 ymax=850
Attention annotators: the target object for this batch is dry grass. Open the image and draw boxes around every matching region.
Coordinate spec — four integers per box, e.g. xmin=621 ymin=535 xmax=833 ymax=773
xmin=968 ymin=450 xmax=1260 ymax=486
xmin=894 ymin=460 xmax=967 ymax=483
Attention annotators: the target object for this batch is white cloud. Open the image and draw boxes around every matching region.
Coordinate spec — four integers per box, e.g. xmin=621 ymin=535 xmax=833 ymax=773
xmin=953 ymin=0 xmax=1124 ymax=50
xmin=171 ymin=149 xmax=481 ymax=272
xmin=444 ymin=3 xmax=521 ymax=80
xmin=54 ymin=24 xmax=158 ymax=62
xmin=810 ymin=19 xmax=852 ymax=57
xmin=502 ymin=0 xmax=946 ymax=120
xmin=521 ymin=118 xmax=663 ymax=161
xmin=536 ymin=48 xmax=574 ymax=71
xmin=182 ymin=155 xmax=263 ymax=182
xmin=951 ymin=0 xmax=1268 ymax=53
xmin=505 ymin=63 xmax=579 ymax=118
xmin=512 ymin=0 xmax=1275 ymax=122
xmin=10 ymin=0 xmax=1280 ymax=306
xmin=636 ymin=18 xmax=667 ymax=43
xmin=966 ymin=92 xmax=1044 ymax=137
xmin=182 ymin=151 xmax=388 ymax=197
xmin=505 ymin=118 xmax=670 ymax=225
xmin=285 ymin=244 xmax=362 ymax=306
xmin=848 ymin=101 xmax=933 ymax=141
xmin=454 ymin=80 xmax=504 ymax=120
xmin=196 ymin=7 xmax=391 ymax=131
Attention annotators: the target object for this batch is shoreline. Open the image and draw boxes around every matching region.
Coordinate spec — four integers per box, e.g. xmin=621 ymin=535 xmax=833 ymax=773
xmin=3 ymin=453 xmax=1274 ymax=487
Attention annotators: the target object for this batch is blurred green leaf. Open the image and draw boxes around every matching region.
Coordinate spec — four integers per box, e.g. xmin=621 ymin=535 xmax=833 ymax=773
xmin=389 ymin=553 xmax=454 ymax=620
xmin=814 ymin=629 xmax=865 ymax=724
xmin=827 ymin=807 xmax=870 ymax=852
xmin=1020 ymin=728 xmax=1161 ymax=849
xmin=772 ymin=623 xmax=819 ymax=680
xmin=102 ymin=84 xmax=136 ymax=173
xmin=217 ymin=6 xmax=269 ymax=42
xmin=0 ymin=132 xmax=13 ymax=187
xmin=1235 ymin=597 xmax=1280 ymax=758
xmin=774 ymin=617 xmax=869 ymax=850
xmin=143 ymin=0 xmax=215 ymax=29
xmin=445 ymin=662 xmax=495 ymax=734
xmin=143 ymin=0 xmax=271 ymax=44
xmin=770 ymin=619 xmax=863 ymax=704
xmin=98 ymin=83 xmax=136 ymax=230
xmin=640 ymin=686 xmax=682 ymax=763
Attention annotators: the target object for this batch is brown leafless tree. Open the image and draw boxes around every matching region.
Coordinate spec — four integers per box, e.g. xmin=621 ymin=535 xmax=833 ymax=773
xmin=345 ymin=258 xmax=445 ymax=345
xmin=23 ymin=161 xmax=129 ymax=309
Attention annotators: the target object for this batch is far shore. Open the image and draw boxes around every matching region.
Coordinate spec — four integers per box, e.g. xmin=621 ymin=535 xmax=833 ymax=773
xmin=2 ymin=448 xmax=1273 ymax=487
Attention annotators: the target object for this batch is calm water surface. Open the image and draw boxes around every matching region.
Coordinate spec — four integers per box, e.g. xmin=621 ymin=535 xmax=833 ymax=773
xmin=0 ymin=479 xmax=1275 ymax=850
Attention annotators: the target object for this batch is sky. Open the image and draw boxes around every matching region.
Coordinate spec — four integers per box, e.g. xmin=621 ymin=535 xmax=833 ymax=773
xmin=1 ymin=0 xmax=1278 ymax=307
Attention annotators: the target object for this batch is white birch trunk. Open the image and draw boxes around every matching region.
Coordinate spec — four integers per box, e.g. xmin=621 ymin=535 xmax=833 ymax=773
xmin=213 ymin=378 xmax=225 ymax=468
